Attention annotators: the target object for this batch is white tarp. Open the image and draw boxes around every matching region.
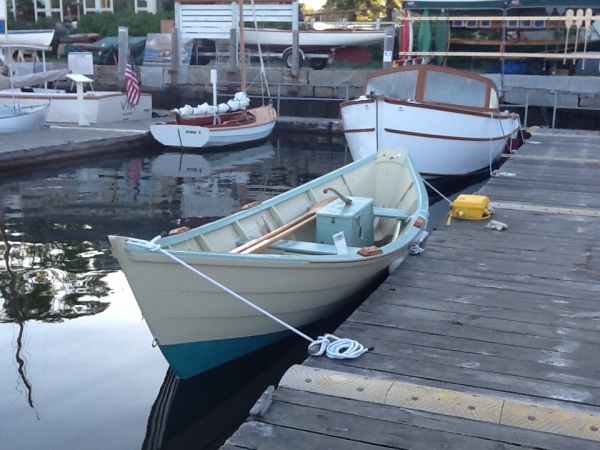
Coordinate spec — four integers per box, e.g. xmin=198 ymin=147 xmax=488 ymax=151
xmin=0 ymin=68 xmax=69 ymax=90
xmin=0 ymin=0 xmax=6 ymax=21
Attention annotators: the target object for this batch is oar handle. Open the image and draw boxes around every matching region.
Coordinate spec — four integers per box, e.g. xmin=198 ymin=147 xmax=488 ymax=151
xmin=229 ymin=197 xmax=335 ymax=254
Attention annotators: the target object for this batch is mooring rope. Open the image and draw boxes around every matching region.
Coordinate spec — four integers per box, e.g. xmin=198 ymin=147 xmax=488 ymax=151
xmin=125 ymin=236 xmax=371 ymax=360
xmin=421 ymin=178 xmax=452 ymax=205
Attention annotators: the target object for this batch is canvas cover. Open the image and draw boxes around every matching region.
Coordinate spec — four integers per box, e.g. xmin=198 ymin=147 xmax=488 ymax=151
xmin=0 ymin=68 xmax=69 ymax=90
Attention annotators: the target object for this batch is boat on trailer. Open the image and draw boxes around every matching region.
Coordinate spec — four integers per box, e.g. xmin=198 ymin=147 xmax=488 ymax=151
xmin=340 ymin=64 xmax=522 ymax=187
xmin=244 ymin=26 xmax=386 ymax=49
xmin=109 ymin=147 xmax=428 ymax=379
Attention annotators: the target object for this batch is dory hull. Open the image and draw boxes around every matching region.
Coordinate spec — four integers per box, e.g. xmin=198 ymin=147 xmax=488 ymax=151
xmin=0 ymin=104 xmax=49 ymax=133
xmin=109 ymin=244 xmax=408 ymax=378
xmin=244 ymin=28 xmax=385 ymax=49
xmin=0 ymin=30 xmax=55 ymax=47
xmin=341 ymin=97 xmax=520 ymax=177
xmin=150 ymin=104 xmax=277 ymax=149
xmin=0 ymin=91 xmax=152 ymax=124
xmin=110 ymin=148 xmax=427 ymax=378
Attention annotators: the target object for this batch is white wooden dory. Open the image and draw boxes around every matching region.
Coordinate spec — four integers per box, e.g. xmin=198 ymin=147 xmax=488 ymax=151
xmin=109 ymin=147 xmax=428 ymax=379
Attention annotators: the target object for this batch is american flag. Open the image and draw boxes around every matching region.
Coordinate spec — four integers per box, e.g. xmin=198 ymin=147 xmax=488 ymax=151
xmin=125 ymin=58 xmax=140 ymax=105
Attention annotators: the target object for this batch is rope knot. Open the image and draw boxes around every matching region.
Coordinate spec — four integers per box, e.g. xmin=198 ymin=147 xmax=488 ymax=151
xmin=125 ymin=237 xmax=162 ymax=252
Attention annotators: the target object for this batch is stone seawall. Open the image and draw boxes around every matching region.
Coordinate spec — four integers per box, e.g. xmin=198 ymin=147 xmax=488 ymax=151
xmin=13 ymin=61 xmax=600 ymax=113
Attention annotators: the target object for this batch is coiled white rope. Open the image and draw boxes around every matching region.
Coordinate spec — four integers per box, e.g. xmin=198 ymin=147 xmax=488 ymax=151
xmin=125 ymin=236 xmax=371 ymax=361
xmin=308 ymin=333 xmax=371 ymax=359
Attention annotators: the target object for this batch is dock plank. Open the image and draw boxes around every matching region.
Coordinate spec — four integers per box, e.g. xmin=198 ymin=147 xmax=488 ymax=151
xmin=266 ymin=388 xmax=594 ymax=450
xmin=224 ymin=128 xmax=600 ymax=449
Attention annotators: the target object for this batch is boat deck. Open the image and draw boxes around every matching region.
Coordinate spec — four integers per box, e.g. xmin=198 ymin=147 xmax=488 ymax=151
xmin=223 ymin=127 xmax=600 ymax=450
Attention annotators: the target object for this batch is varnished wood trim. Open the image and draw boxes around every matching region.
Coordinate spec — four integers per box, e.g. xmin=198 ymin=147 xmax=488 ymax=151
xmin=344 ymin=128 xmax=376 ymax=133
xmin=340 ymin=98 xmax=374 ymax=108
xmin=384 ymin=128 xmax=514 ymax=142
xmin=0 ymin=93 xmax=151 ymax=101
xmin=381 ymin=97 xmax=514 ymax=119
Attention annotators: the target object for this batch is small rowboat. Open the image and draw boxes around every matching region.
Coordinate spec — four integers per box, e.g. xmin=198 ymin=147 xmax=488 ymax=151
xmin=0 ymin=103 xmax=49 ymax=133
xmin=109 ymin=147 xmax=428 ymax=379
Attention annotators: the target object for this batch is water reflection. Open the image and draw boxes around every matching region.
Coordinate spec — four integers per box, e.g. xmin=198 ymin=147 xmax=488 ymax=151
xmin=0 ymin=133 xmax=352 ymax=450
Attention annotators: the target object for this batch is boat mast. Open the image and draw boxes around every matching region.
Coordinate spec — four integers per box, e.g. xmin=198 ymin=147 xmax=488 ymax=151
xmin=238 ymin=0 xmax=246 ymax=92
xmin=1 ymin=0 xmax=7 ymax=52
xmin=1 ymin=0 xmax=17 ymax=110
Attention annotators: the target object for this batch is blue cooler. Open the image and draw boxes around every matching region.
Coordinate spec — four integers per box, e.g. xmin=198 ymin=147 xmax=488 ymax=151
xmin=316 ymin=197 xmax=374 ymax=247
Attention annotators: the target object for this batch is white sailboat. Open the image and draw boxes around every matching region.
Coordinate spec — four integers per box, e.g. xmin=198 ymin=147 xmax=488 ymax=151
xmin=0 ymin=103 xmax=49 ymax=133
xmin=149 ymin=0 xmax=277 ymax=149
xmin=0 ymin=3 xmax=50 ymax=133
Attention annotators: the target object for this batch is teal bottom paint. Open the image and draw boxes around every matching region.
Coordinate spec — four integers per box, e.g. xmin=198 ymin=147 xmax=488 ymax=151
xmin=160 ymin=330 xmax=290 ymax=379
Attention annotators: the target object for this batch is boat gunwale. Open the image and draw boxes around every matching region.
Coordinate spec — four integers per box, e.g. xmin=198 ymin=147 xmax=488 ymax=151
xmin=122 ymin=149 xmax=428 ymax=259
xmin=341 ymin=95 xmax=516 ymax=119
xmin=0 ymin=91 xmax=152 ymax=101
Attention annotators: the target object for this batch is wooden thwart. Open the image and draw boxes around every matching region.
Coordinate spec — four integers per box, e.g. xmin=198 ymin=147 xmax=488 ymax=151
xmin=230 ymin=197 xmax=335 ymax=254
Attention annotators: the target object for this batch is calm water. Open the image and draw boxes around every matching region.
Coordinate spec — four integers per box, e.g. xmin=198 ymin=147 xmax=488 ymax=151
xmin=0 ymin=133 xmax=353 ymax=450
xmin=0 ymin=132 xmax=473 ymax=450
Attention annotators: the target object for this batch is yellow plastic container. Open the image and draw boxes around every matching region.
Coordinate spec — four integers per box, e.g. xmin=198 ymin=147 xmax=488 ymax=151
xmin=450 ymin=194 xmax=491 ymax=220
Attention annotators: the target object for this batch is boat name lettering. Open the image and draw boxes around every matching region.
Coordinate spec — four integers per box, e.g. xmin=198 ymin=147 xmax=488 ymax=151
xmin=121 ymin=101 xmax=137 ymax=110
xmin=185 ymin=130 xmax=197 ymax=134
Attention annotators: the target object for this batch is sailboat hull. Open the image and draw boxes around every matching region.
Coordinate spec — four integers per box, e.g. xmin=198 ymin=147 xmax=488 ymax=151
xmin=0 ymin=104 xmax=49 ymax=133
xmin=150 ymin=104 xmax=277 ymax=149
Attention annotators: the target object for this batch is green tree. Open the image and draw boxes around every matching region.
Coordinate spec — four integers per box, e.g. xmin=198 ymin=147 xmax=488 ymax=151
xmin=76 ymin=11 xmax=173 ymax=36
xmin=320 ymin=0 xmax=400 ymax=21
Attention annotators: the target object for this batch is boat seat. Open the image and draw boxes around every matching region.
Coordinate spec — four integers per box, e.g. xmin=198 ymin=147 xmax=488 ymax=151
xmin=236 ymin=239 xmax=361 ymax=255
xmin=373 ymin=207 xmax=410 ymax=221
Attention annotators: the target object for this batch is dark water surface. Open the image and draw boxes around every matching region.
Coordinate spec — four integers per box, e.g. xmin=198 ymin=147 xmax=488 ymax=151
xmin=0 ymin=133 xmax=354 ymax=450
xmin=0 ymin=132 xmax=474 ymax=450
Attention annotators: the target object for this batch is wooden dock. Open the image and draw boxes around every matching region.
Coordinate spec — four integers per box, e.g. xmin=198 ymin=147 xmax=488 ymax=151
xmin=0 ymin=117 xmax=339 ymax=174
xmin=0 ymin=119 xmax=159 ymax=173
xmin=223 ymin=128 xmax=600 ymax=450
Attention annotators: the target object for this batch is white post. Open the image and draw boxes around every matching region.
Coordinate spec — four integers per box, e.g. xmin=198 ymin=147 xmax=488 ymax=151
xmin=118 ymin=26 xmax=129 ymax=91
xmin=383 ymin=26 xmax=395 ymax=69
xmin=292 ymin=1 xmax=299 ymax=76
xmin=210 ymin=69 xmax=217 ymax=106
xmin=75 ymin=80 xmax=89 ymax=126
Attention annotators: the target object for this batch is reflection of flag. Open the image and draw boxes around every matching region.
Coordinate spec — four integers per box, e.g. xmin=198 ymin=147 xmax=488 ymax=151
xmin=125 ymin=58 xmax=140 ymax=105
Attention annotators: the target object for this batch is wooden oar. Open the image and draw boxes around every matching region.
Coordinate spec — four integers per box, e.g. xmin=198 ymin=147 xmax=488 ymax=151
xmin=573 ymin=9 xmax=584 ymax=64
xmin=583 ymin=8 xmax=593 ymax=69
xmin=564 ymin=9 xmax=574 ymax=64
xmin=240 ymin=214 xmax=317 ymax=254
xmin=229 ymin=197 xmax=335 ymax=254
